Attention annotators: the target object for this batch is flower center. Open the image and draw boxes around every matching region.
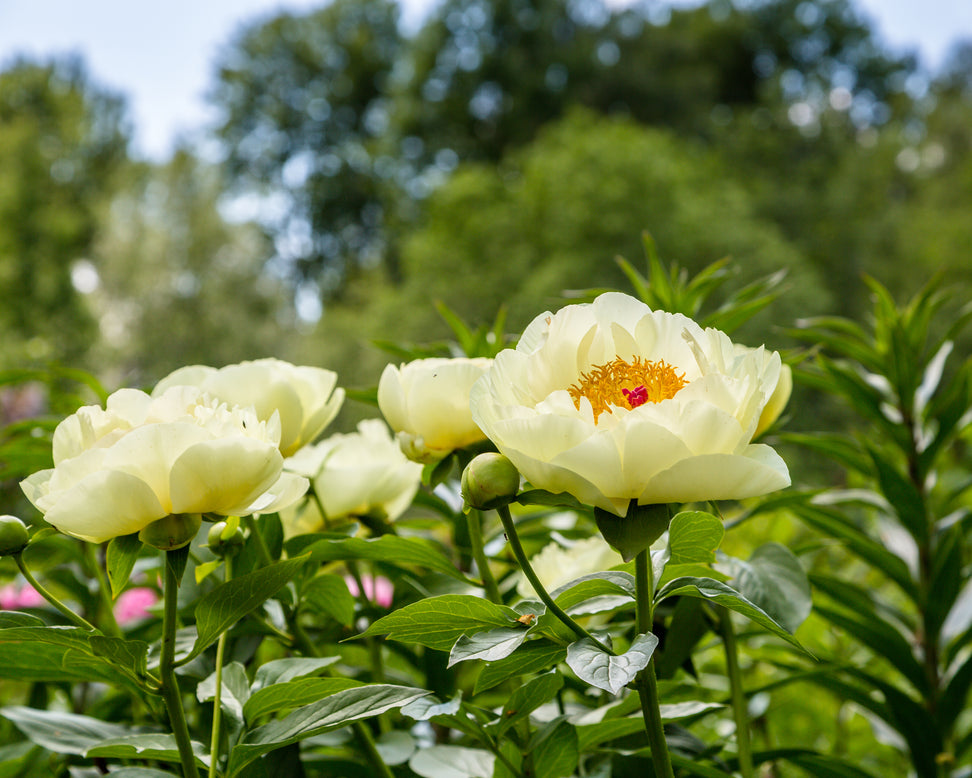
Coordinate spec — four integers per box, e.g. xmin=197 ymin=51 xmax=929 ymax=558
xmin=568 ymin=357 xmax=687 ymax=422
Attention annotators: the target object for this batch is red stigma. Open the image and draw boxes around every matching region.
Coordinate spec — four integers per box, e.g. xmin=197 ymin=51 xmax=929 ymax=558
xmin=622 ymin=385 xmax=649 ymax=408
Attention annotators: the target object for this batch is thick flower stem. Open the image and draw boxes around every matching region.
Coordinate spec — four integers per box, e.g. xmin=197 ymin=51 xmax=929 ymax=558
xmin=634 ymin=550 xmax=674 ymax=778
xmin=160 ymin=551 xmax=201 ymax=778
xmin=496 ymin=505 xmax=612 ymax=653
xmin=719 ymin=607 xmax=754 ymax=778
xmin=208 ymin=557 xmax=232 ymax=778
xmin=14 ymin=553 xmax=98 ymax=632
xmin=467 ymin=509 xmax=502 ymax=603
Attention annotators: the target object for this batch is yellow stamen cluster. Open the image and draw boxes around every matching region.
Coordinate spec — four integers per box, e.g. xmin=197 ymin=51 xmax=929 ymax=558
xmin=568 ymin=356 xmax=688 ymax=422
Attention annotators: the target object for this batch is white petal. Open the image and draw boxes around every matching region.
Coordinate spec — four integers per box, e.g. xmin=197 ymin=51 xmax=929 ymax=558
xmin=169 ymin=438 xmax=282 ymax=515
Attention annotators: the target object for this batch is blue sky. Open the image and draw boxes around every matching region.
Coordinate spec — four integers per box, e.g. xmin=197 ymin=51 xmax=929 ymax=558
xmin=1 ymin=0 xmax=969 ymax=161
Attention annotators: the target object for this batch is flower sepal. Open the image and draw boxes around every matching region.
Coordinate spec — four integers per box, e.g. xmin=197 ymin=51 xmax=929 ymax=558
xmin=594 ymin=502 xmax=671 ymax=562
xmin=139 ymin=513 xmax=203 ymax=551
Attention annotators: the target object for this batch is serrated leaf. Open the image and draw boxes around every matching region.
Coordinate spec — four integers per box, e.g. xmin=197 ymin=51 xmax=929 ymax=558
xmin=189 ymin=555 xmax=310 ymax=662
xmin=243 ymin=677 xmax=363 ymax=723
xmin=474 ymin=641 xmax=567 ymax=695
xmin=360 ymin=595 xmax=519 ymax=650
xmin=657 ymin=577 xmax=811 ymax=655
xmin=301 ymin=535 xmax=472 ymax=583
xmin=409 ymin=745 xmax=495 ymax=778
xmin=728 ymin=543 xmax=812 ymax=633
xmin=0 ymin=706 xmax=135 ymax=755
xmin=448 ymin=627 xmax=528 ymax=667
xmin=228 ymin=684 xmax=427 ymax=776
xmin=566 ymin=633 xmax=658 ymax=695
xmin=107 ymin=533 xmax=143 ymax=599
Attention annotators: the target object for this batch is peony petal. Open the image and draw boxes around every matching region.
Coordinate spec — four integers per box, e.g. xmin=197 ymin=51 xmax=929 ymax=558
xmin=169 ymin=438 xmax=283 ymax=515
xmin=377 ymin=364 xmax=408 ymax=432
xmin=42 ymin=470 xmax=167 ymax=543
xmin=636 ymin=445 xmax=791 ymax=505
xmin=245 ymin=472 xmax=309 ymax=515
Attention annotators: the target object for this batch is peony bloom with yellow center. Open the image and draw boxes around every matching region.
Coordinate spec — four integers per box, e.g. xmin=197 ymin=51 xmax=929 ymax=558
xmin=378 ymin=357 xmax=492 ymax=463
xmin=153 ymin=358 xmax=344 ymax=457
xmin=20 ymin=386 xmax=309 ymax=544
xmin=281 ymin=419 xmax=423 ymax=536
xmin=469 ymin=293 xmax=790 ymax=515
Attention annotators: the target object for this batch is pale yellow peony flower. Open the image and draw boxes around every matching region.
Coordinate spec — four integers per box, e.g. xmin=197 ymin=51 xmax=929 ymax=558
xmin=517 ymin=536 xmax=624 ymax=600
xmin=20 ymin=386 xmax=309 ymax=544
xmin=153 ymin=358 xmax=344 ymax=457
xmin=378 ymin=357 xmax=492 ymax=463
xmin=470 ymin=293 xmax=790 ymax=515
xmin=282 ymin=419 xmax=423 ymax=536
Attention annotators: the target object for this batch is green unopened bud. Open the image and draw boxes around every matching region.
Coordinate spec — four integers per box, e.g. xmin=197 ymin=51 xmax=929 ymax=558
xmin=0 ymin=515 xmax=29 ymax=556
xmin=207 ymin=520 xmax=245 ymax=557
xmin=461 ymin=453 xmax=520 ymax=511
xmin=139 ymin=513 xmax=202 ymax=551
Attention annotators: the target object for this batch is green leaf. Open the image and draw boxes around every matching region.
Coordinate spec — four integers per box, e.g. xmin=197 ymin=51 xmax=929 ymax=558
xmin=253 ymin=656 xmax=342 ymax=689
xmin=360 ymin=595 xmax=520 ymax=650
xmin=938 ymin=652 xmax=972 ymax=733
xmin=375 ymin=730 xmax=416 ymax=766
xmin=548 ymin=573 xmax=635 ymax=617
xmin=448 ymin=627 xmax=529 ymax=667
xmin=728 ymin=543 xmax=812 ymax=633
xmin=89 ymin=635 xmax=150 ymax=682
xmin=244 ymin=678 xmax=363 ymax=723
xmin=0 ymin=612 xmax=45 ymax=628
xmin=302 ymin=573 xmax=355 ymax=627
xmin=474 ymin=641 xmax=567 ymax=694
xmin=301 ymin=535 xmax=472 ymax=583
xmin=654 ymin=596 xmax=710 ymax=680
xmin=595 ymin=503 xmax=670 ymax=562
xmin=0 ymin=627 xmax=144 ymax=691
xmin=228 ymin=684 xmax=428 ymax=776
xmin=86 ymin=734 xmax=210 ymax=768
xmin=927 ymin=525 xmax=964 ymax=640
xmin=487 ymin=672 xmax=563 ymax=736
xmin=531 ymin=717 xmax=579 ymax=778
xmin=189 ymin=555 xmax=310 ymax=662
xmin=409 ymin=745 xmax=495 ymax=778
xmin=198 ymin=661 xmax=250 ymax=729
xmin=107 ymin=533 xmax=143 ymax=599
xmin=667 ymin=511 xmax=724 ymax=565
xmin=91 ymin=770 xmax=179 ymax=778
xmin=657 ymin=577 xmax=811 ymax=655
xmin=0 ymin=706 xmax=134 ymax=754
xmin=868 ymin=447 xmax=927 ymax=540
xmin=566 ymin=633 xmax=658 ymax=695
xmin=401 ymin=693 xmax=463 ymax=721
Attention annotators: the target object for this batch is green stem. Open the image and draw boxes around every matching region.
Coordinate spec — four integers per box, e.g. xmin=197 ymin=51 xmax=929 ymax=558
xmin=496 ymin=505 xmax=612 ymax=653
xmin=84 ymin=543 xmax=121 ymax=637
xmin=14 ymin=553 xmax=98 ymax=632
xmin=719 ymin=607 xmax=753 ymax=778
xmin=634 ymin=550 xmax=674 ymax=778
xmin=208 ymin=557 xmax=233 ymax=778
xmin=308 ymin=486 xmax=332 ymax=531
xmin=467 ymin=509 xmax=502 ymax=603
xmin=160 ymin=551 xmax=201 ymax=778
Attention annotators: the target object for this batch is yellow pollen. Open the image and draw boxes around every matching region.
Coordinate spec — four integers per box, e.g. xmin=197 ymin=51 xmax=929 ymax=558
xmin=568 ymin=356 xmax=687 ymax=422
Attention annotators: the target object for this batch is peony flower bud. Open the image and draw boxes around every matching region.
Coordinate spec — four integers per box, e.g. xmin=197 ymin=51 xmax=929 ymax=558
xmin=461 ymin=453 xmax=521 ymax=511
xmin=0 ymin=515 xmax=29 ymax=556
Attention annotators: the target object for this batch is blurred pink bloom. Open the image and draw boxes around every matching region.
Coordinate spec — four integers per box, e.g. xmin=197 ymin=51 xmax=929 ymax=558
xmin=114 ymin=587 xmax=158 ymax=624
xmin=344 ymin=574 xmax=394 ymax=609
xmin=0 ymin=583 xmax=44 ymax=610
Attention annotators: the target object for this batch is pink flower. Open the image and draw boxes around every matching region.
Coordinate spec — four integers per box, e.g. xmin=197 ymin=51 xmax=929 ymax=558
xmin=0 ymin=583 xmax=44 ymax=610
xmin=344 ymin=574 xmax=394 ymax=608
xmin=114 ymin=587 xmax=158 ymax=624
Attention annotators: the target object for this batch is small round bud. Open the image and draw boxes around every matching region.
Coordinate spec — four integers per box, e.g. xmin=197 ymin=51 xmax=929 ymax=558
xmin=138 ymin=513 xmax=202 ymax=551
xmin=0 ymin=515 xmax=29 ymax=556
xmin=207 ymin=520 xmax=246 ymax=557
xmin=461 ymin=453 xmax=520 ymax=511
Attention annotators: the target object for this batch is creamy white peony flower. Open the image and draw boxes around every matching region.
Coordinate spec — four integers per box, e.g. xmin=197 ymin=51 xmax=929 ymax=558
xmin=282 ymin=419 xmax=422 ymax=536
xmin=20 ymin=386 xmax=309 ymax=544
xmin=470 ymin=292 xmax=790 ymax=515
xmin=517 ymin=536 xmax=624 ymax=599
xmin=153 ymin=358 xmax=344 ymax=457
xmin=378 ymin=357 xmax=492 ymax=463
